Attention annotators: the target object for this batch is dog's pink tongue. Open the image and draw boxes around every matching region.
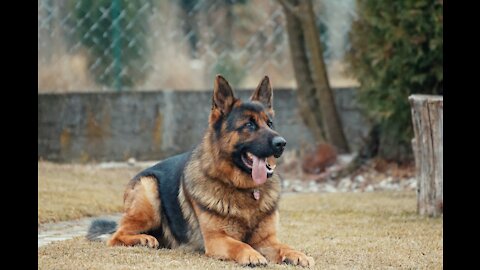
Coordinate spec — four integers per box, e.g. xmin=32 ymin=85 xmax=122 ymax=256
xmin=252 ymin=155 xmax=267 ymax=185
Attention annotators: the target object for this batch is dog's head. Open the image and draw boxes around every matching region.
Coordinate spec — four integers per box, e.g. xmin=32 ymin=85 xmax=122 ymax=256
xmin=208 ymin=75 xmax=286 ymax=186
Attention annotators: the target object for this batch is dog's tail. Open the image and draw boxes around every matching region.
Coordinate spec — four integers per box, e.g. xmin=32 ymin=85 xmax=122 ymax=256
xmin=86 ymin=219 xmax=117 ymax=241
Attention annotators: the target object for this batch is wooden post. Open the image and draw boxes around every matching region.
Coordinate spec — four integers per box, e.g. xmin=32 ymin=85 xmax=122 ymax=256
xmin=409 ymin=95 xmax=443 ymax=217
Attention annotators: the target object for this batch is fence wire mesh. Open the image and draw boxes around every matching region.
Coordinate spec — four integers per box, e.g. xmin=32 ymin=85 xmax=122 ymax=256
xmin=38 ymin=0 xmax=356 ymax=92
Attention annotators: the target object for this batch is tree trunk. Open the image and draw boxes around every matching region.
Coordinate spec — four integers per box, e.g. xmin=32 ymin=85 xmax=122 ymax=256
xmin=279 ymin=0 xmax=349 ymax=152
xmin=298 ymin=0 xmax=350 ymax=153
xmin=409 ymin=95 xmax=443 ymax=217
xmin=282 ymin=0 xmax=325 ymax=143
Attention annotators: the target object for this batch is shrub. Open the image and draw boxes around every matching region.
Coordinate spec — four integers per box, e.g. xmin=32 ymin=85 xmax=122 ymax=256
xmin=65 ymin=0 xmax=153 ymax=90
xmin=346 ymin=0 xmax=443 ymax=162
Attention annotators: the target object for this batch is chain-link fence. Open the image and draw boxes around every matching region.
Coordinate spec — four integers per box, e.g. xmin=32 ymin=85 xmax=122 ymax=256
xmin=38 ymin=0 xmax=356 ymax=92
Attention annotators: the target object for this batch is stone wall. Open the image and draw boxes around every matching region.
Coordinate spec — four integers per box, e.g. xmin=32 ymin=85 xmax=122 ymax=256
xmin=38 ymin=88 xmax=370 ymax=162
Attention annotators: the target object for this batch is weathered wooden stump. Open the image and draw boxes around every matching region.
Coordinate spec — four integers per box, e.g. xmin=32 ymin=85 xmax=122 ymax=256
xmin=409 ymin=95 xmax=443 ymax=217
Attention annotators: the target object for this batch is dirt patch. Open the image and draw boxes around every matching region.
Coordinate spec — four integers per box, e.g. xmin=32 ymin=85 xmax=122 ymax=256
xmin=38 ymin=214 xmax=122 ymax=248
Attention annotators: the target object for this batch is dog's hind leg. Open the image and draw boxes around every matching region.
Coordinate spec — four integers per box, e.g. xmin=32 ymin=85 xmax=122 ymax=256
xmin=108 ymin=176 xmax=162 ymax=248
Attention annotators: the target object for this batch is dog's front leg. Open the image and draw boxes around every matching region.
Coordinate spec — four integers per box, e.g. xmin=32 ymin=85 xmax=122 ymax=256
xmin=203 ymin=231 xmax=268 ymax=266
xmin=192 ymin=201 xmax=268 ymax=266
xmin=249 ymin=211 xmax=315 ymax=267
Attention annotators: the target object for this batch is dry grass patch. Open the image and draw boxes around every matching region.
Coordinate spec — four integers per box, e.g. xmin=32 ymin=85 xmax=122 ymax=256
xmin=38 ymin=161 xmax=140 ymax=224
xmin=39 ymin=192 xmax=442 ymax=269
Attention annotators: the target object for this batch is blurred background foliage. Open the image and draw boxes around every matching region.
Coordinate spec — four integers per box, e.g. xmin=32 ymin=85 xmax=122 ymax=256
xmin=65 ymin=0 xmax=154 ymax=89
xmin=346 ymin=0 xmax=443 ymax=162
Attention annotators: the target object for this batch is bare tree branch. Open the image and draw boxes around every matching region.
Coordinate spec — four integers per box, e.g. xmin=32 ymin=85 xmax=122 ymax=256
xmin=277 ymin=0 xmax=301 ymax=18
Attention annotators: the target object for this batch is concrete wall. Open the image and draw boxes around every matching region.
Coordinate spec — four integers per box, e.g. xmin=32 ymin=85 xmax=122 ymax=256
xmin=38 ymin=88 xmax=370 ymax=162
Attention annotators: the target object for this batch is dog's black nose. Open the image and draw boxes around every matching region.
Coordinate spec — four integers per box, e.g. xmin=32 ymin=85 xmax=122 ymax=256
xmin=272 ymin=136 xmax=287 ymax=153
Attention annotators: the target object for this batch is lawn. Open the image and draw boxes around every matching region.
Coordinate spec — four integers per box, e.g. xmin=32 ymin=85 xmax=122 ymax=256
xmin=38 ymin=161 xmax=140 ymax=224
xmin=38 ymin=161 xmax=442 ymax=270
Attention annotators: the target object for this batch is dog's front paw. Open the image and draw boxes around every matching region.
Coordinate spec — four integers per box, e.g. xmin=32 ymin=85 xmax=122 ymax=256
xmin=137 ymin=234 xmax=160 ymax=248
xmin=282 ymin=250 xmax=315 ymax=267
xmin=236 ymin=248 xmax=268 ymax=267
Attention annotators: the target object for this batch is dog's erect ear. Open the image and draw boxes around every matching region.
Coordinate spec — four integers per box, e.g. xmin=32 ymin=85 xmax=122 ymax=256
xmin=250 ymin=75 xmax=273 ymax=109
xmin=212 ymin=75 xmax=236 ymax=115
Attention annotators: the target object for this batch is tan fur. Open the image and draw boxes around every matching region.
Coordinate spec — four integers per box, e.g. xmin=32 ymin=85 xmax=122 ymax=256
xmin=249 ymin=212 xmax=315 ymax=266
xmin=108 ymin=176 xmax=178 ymax=248
xmin=178 ymin=180 xmax=204 ymax=251
xmin=191 ymin=199 xmax=268 ymax=266
xmin=181 ymin=115 xmax=312 ymax=266
xmin=184 ymin=145 xmax=281 ymax=225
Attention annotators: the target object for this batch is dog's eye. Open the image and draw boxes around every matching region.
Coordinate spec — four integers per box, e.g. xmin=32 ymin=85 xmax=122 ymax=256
xmin=267 ymin=120 xmax=274 ymax=128
xmin=245 ymin=121 xmax=257 ymax=130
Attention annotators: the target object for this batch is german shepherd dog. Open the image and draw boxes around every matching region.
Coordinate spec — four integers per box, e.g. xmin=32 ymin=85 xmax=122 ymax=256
xmin=87 ymin=75 xmax=314 ymax=267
